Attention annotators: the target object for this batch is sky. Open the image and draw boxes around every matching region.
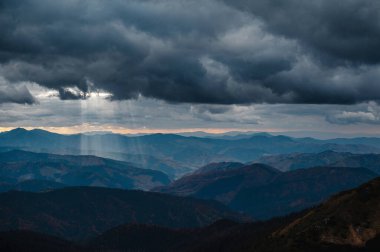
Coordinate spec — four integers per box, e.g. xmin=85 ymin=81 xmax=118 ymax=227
xmin=1 ymin=0 xmax=380 ymax=137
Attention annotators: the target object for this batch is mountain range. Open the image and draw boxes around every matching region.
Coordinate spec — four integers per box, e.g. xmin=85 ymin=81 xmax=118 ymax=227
xmin=156 ymin=163 xmax=379 ymax=219
xmin=1 ymin=128 xmax=380 ymax=251
xmin=1 ymin=145 xmax=379 ymax=221
xmin=2 ymin=177 xmax=380 ymax=251
xmin=1 ymin=128 xmax=380 ymax=177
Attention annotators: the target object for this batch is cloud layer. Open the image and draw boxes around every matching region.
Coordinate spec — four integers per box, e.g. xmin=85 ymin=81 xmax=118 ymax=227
xmin=0 ymin=77 xmax=36 ymax=104
xmin=227 ymin=0 xmax=380 ymax=64
xmin=0 ymin=0 xmax=379 ymax=105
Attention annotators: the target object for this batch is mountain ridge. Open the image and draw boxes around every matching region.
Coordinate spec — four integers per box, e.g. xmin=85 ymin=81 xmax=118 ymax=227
xmin=157 ymin=163 xmax=378 ymax=219
xmin=0 ymin=186 xmax=248 ymax=240
xmin=257 ymin=150 xmax=380 ymax=173
xmin=0 ymin=150 xmax=170 ymax=190
xmin=2 ymin=128 xmax=380 ymax=174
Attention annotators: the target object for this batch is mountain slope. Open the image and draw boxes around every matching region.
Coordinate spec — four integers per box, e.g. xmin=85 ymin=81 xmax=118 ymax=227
xmin=156 ymin=163 xmax=280 ymax=204
xmin=102 ymin=178 xmax=380 ymax=252
xmin=157 ymin=163 xmax=378 ymax=219
xmin=257 ymin=150 xmax=380 ymax=173
xmin=0 ymin=179 xmax=66 ymax=192
xmin=231 ymin=166 xmax=378 ymax=219
xmin=87 ymin=212 xmax=306 ymax=252
xmin=271 ymin=176 xmax=380 ymax=249
xmin=0 ymin=186 xmax=247 ymax=240
xmin=88 ymin=220 xmax=252 ymax=252
xmin=193 ymin=161 xmax=245 ymax=175
xmin=0 ymin=150 xmax=170 ymax=190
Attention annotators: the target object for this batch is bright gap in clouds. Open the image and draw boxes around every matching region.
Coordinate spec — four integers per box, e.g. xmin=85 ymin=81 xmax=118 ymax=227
xmin=1 ymin=82 xmax=380 ymax=139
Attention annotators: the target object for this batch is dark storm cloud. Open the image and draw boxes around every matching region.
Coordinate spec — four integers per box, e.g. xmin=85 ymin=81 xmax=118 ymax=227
xmin=0 ymin=78 xmax=36 ymax=104
xmin=58 ymin=87 xmax=88 ymax=100
xmin=227 ymin=0 xmax=380 ymax=64
xmin=0 ymin=85 xmax=36 ymax=104
xmin=0 ymin=0 xmax=379 ymax=105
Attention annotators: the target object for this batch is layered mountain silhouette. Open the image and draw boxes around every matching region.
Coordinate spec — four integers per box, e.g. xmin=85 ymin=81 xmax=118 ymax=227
xmin=0 ymin=186 xmax=247 ymax=240
xmin=157 ymin=163 xmax=378 ymax=219
xmin=0 ymin=150 xmax=170 ymax=190
xmin=1 ymin=178 xmax=380 ymax=251
xmin=257 ymin=150 xmax=380 ymax=173
xmin=1 ymin=128 xmax=380 ymax=251
xmin=1 ymin=128 xmax=379 ymax=175
xmin=84 ymin=178 xmax=380 ymax=251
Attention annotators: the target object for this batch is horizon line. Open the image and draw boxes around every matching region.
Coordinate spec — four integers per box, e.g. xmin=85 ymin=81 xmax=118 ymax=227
xmin=1 ymin=126 xmax=380 ymax=139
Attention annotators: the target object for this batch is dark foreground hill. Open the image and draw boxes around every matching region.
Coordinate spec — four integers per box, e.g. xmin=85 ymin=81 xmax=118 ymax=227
xmin=2 ymin=178 xmax=380 ymax=251
xmin=0 ymin=217 xmax=298 ymax=252
xmin=156 ymin=163 xmax=378 ymax=219
xmin=0 ymin=179 xmax=66 ymax=192
xmin=96 ymin=177 xmax=380 ymax=252
xmin=0 ymin=231 xmax=82 ymax=252
xmin=87 ymin=218 xmax=291 ymax=252
xmin=0 ymin=150 xmax=170 ymax=190
xmin=0 ymin=187 xmax=247 ymax=240
xmin=266 ymin=176 xmax=380 ymax=251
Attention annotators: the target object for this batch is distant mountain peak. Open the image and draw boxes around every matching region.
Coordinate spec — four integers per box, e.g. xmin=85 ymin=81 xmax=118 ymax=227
xmin=2 ymin=128 xmax=55 ymax=136
xmin=8 ymin=128 xmax=28 ymax=133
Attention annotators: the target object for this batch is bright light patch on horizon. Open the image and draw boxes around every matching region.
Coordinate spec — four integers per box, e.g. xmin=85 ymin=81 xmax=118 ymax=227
xmin=0 ymin=125 xmax=271 ymax=135
xmin=1 ymin=83 xmax=380 ymax=138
